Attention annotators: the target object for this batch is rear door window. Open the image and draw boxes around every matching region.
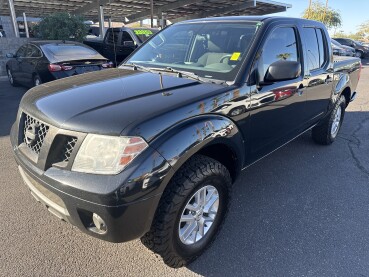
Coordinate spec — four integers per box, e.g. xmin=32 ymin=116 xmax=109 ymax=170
xmin=121 ymin=31 xmax=134 ymax=45
xmin=316 ymin=29 xmax=327 ymax=67
xmin=16 ymin=45 xmax=28 ymax=57
xmin=105 ymin=30 xmax=119 ymax=44
xmin=26 ymin=45 xmax=42 ymax=57
xmin=303 ymin=28 xmax=326 ymax=71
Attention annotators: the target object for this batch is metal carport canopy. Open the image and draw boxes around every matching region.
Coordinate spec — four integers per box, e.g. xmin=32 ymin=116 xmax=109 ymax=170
xmin=1 ymin=0 xmax=291 ymax=22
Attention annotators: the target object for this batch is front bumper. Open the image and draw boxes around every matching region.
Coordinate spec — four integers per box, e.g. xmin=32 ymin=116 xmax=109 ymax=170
xmin=11 ymin=122 xmax=172 ymax=243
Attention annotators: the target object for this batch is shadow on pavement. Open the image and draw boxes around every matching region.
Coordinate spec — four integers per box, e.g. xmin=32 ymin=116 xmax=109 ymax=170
xmin=188 ymin=110 xmax=369 ymax=276
xmin=0 ymin=81 xmax=27 ymax=137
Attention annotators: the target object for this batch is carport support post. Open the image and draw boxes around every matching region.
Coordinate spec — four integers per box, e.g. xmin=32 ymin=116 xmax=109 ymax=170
xmin=8 ymin=0 xmax=19 ymax=38
xmin=98 ymin=5 xmax=105 ymax=39
xmin=150 ymin=0 xmax=154 ymax=28
xmin=23 ymin=12 xmax=29 ymax=38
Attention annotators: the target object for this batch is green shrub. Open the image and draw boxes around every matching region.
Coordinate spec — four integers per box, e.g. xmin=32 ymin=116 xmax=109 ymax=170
xmin=35 ymin=12 xmax=88 ymax=42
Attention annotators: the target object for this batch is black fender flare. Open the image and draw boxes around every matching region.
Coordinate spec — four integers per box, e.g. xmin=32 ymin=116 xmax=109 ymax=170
xmin=149 ymin=114 xmax=245 ymax=192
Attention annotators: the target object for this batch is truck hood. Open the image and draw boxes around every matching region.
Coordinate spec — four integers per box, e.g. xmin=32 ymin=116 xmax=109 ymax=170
xmin=20 ymin=68 xmax=228 ymax=138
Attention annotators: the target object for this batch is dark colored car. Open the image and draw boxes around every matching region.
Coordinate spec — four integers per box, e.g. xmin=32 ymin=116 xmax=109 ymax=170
xmin=6 ymin=41 xmax=113 ymax=88
xmin=333 ymin=37 xmax=369 ymax=58
xmin=11 ymin=17 xmax=361 ymax=268
xmin=331 ymin=39 xmax=355 ymax=56
xmin=84 ymin=27 xmax=158 ymax=65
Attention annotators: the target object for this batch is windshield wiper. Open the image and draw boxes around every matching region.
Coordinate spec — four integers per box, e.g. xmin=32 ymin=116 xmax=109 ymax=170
xmin=123 ymin=63 xmax=159 ymax=74
xmin=164 ymin=67 xmax=228 ymax=86
xmin=124 ymin=63 xmax=228 ymax=86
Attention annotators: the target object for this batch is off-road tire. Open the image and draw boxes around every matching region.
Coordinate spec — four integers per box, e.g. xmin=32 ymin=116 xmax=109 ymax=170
xmin=312 ymin=95 xmax=346 ymax=145
xmin=141 ymin=154 xmax=232 ymax=268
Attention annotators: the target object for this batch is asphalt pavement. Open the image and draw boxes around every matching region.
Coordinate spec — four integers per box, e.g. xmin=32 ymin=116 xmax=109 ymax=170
xmin=0 ymin=62 xmax=369 ymax=276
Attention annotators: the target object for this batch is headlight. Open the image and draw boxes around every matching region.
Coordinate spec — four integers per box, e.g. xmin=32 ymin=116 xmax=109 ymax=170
xmin=72 ymin=134 xmax=148 ymax=174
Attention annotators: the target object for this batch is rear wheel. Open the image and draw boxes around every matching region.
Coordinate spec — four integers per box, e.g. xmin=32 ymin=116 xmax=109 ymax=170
xmin=141 ymin=155 xmax=232 ymax=268
xmin=7 ymin=68 xmax=18 ymax=86
xmin=312 ymin=95 xmax=346 ymax=145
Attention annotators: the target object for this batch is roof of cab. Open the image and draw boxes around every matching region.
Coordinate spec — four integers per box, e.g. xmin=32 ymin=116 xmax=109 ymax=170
xmin=178 ymin=15 xmax=324 ymax=26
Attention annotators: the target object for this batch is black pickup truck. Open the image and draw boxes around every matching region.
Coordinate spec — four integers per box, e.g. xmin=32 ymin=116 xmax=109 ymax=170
xmin=83 ymin=27 xmax=158 ymax=65
xmin=11 ymin=16 xmax=361 ymax=268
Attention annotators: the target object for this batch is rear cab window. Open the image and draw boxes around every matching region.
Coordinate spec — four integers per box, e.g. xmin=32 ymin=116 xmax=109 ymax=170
xmin=105 ymin=29 xmax=120 ymax=45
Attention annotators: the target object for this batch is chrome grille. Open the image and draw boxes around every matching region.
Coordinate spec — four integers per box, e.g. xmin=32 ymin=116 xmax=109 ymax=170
xmin=61 ymin=137 xmax=77 ymax=162
xmin=23 ymin=114 xmax=49 ymax=154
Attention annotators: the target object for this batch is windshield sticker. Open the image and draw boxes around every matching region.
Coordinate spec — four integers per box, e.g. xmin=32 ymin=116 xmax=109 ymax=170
xmin=230 ymin=52 xmax=241 ymax=61
xmin=134 ymin=30 xmax=153 ymax=36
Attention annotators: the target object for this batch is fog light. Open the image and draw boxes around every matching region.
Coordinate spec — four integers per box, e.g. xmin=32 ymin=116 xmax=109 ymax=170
xmin=91 ymin=213 xmax=107 ymax=234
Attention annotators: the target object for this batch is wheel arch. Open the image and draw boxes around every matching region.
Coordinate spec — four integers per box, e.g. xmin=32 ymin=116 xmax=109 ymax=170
xmin=150 ymin=115 xmax=245 ymax=188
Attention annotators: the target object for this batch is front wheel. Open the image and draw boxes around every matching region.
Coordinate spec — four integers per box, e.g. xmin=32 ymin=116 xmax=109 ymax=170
xmin=312 ymin=95 xmax=346 ymax=145
xmin=141 ymin=155 xmax=232 ymax=268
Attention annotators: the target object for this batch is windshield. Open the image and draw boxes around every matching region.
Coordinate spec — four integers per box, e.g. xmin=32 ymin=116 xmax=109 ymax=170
xmin=133 ymin=29 xmax=158 ymax=43
xmin=124 ymin=22 xmax=259 ymax=82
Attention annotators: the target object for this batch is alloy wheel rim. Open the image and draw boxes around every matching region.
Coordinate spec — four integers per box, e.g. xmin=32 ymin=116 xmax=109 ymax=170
xmin=331 ymin=106 xmax=342 ymax=137
xmin=178 ymin=185 xmax=219 ymax=245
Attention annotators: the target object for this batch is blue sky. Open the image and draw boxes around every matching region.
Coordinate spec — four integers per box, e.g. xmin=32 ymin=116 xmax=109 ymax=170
xmin=270 ymin=0 xmax=369 ymax=34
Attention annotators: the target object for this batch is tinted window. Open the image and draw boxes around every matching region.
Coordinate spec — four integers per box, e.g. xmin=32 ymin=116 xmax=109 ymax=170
xmin=316 ymin=29 xmax=326 ymax=67
xmin=105 ymin=30 xmax=119 ymax=44
xmin=335 ymin=38 xmax=350 ymax=46
xmin=42 ymin=44 xmax=98 ymax=60
xmin=121 ymin=31 xmax=133 ymax=43
xmin=16 ymin=45 xmax=28 ymax=57
xmin=26 ymin=45 xmax=42 ymax=57
xmin=258 ymin=27 xmax=298 ymax=81
xmin=303 ymin=28 xmax=320 ymax=71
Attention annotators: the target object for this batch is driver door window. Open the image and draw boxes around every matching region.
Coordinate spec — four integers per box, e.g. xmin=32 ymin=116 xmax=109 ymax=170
xmin=258 ymin=27 xmax=299 ymax=82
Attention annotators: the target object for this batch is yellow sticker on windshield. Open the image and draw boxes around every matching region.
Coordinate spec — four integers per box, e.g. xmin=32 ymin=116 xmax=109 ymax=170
xmin=230 ymin=52 xmax=241 ymax=61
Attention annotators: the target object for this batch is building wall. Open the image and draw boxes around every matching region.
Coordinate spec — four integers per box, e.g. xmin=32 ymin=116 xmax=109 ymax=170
xmin=0 ymin=16 xmax=16 ymax=38
xmin=0 ymin=37 xmax=34 ymax=76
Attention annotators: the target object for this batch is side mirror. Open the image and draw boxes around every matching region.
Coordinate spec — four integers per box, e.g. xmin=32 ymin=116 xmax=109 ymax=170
xmin=123 ymin=41 xmax=135 ymax=47
xmin=264 ymin=60 xmax=301 ymax=83
xmin=6 ymin=53 xmax=15 ymax=58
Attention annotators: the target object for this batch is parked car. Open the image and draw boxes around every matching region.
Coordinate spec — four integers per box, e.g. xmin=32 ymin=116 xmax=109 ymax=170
xmin=331 ymin=42 xmax=345 ymax=56
xmin=11 ymin=16 xmax=361 ymax=268
xmin=331 ymin=39 xmax=355 ymax=56
xmin=6 ymin=40 xmax=113 ymax=88
xmin=83 ymin=27 xmax=158 ymax=65
xmin=333 ymin=37 xmax=369 ymax=58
